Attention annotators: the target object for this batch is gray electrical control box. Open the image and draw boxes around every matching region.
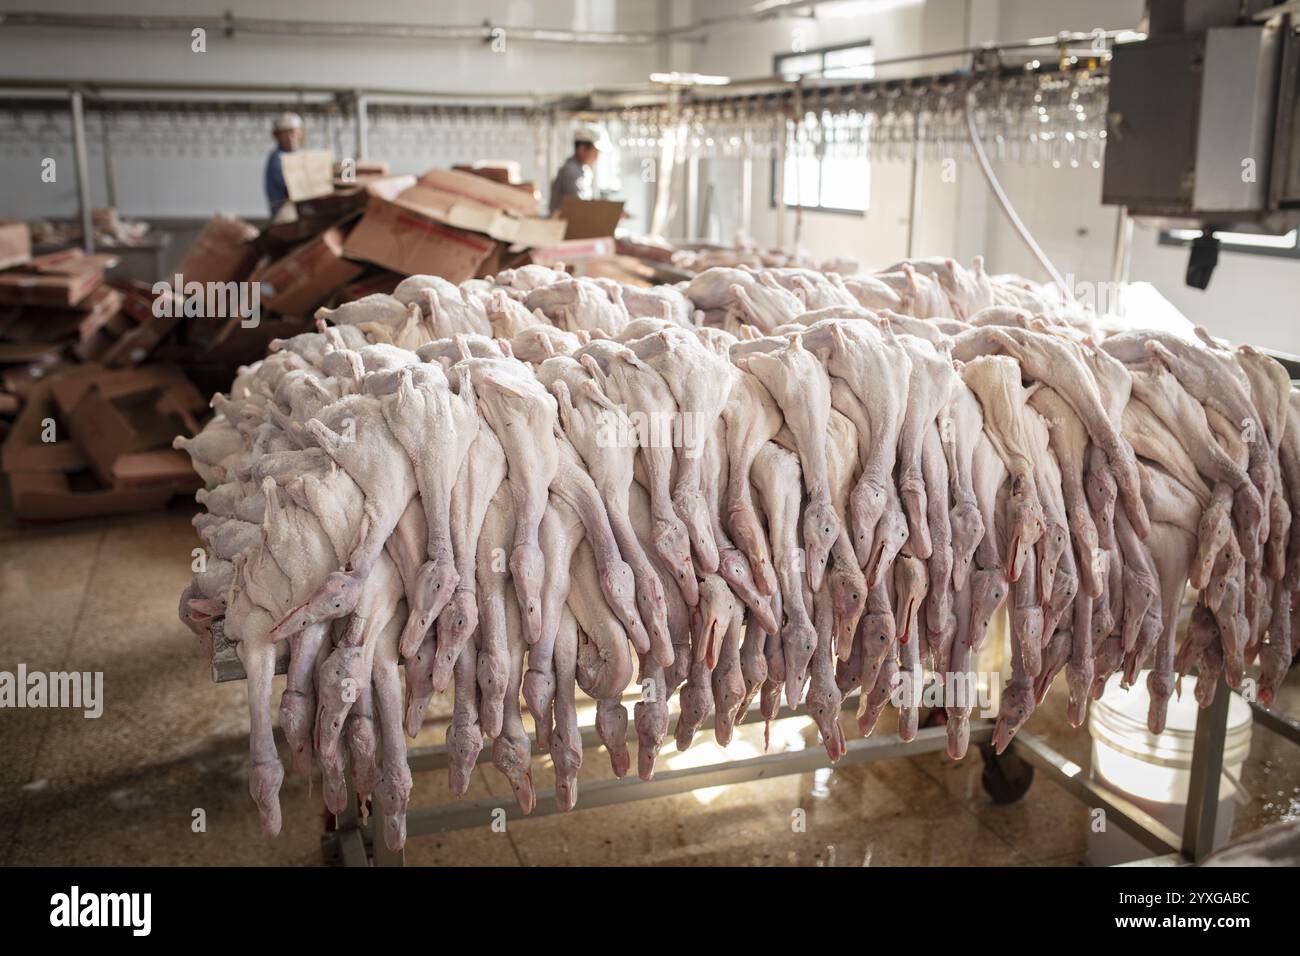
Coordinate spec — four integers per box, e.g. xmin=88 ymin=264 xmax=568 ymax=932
xmin=1103 ymin=22 xmax=1292 ymax=226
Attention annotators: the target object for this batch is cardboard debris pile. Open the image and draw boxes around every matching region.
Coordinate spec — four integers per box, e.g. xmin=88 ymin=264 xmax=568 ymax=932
xmin=0 ymin=228 xmax=123 ymax=377
xmin=0 ymin=220 xmax=218 ymax=521
xmin=28 ymin=207 xmax=152 ymax=249
xmin=2 ymin=362 xmax=204 ymax=520
xmin=257 ymin=158 xmax=565 ymax=320
xmin=0 ymin=158 xmax=598 ymax=522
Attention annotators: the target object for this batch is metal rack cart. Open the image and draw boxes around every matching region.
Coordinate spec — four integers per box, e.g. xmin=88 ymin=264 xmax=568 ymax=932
xmin=209 ymin=619 xmax=1293 ymax=867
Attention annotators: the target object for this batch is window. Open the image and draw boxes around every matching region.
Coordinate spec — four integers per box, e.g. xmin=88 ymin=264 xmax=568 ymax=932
xmin=776 ymin=41 xmax=876 ymax=82
xmin=772 ymin=41 xmax=874 ymax=215
xmin=1159 ymin=227 xmax=1300 ymax=259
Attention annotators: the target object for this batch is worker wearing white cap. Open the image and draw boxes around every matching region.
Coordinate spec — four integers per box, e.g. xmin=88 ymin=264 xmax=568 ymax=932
xmin=264 ymin=111 xmax=304 ymax=216
xmin=548 ymin=125 xmax=609 ymax=215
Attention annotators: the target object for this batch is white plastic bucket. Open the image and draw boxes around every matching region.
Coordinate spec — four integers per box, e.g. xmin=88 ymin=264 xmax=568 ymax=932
xmin=1086 ymin=671 xmax=1252 ymax=865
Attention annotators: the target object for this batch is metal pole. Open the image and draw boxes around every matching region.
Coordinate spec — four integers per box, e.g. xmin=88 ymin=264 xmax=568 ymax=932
xmin=649 ymin=126 xmax=675 ymax=237
xmin=354 ymin=91 xmax=369 ymax=162
xmin=1110 ymin=203 xmax=1133 ymax=313
xmin=328 ymin=766 xmax=368 ymax=866
xmin=699 ymin=180 xmax=715 ymax=241
xmin=1110 ymin=204 xmax=1130 ymax=283
xmin=774 ymin=115 xmax=786 ymax=252
xmin=366 ymin=797 xmax=405 ymax=867
xmin=1248 ymin=698 xmax=1300 ymax=746
xmin=906 ymin=111 xmax=924 ymax=258
xmin=1011 ymin=733 xmax=1181 ymax=858
xmin=99 ymin=111 xmax=117 ymax=209
xmin=69 ymin=89 xmax=95 ymax=253
xmin=740 ymin=154 xmax=753 ymax=240
xmin=686 ymin=154 xmax=699 ymax=241
xmin=410 ymin=691 xmax=861 ymax=774
xmin=402 ymin=722 xmax=994 ymax=837
xmin=1182 ymin=676 xmax=1231 ymax=862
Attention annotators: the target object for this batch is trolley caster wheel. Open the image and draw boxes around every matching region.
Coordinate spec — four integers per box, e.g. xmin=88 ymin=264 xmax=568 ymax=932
xmin=978 ymin=743 xmax=1034 ymax=804
xmin=920 ymin=706 xmax=946 ymax=730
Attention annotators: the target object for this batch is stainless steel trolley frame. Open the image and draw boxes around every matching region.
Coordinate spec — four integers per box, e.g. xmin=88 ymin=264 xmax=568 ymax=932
xmin=208 ymin=619 xmax=1293 ymax=867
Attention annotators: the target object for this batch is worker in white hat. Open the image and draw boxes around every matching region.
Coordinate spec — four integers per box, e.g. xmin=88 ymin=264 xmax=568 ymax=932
xmin=548 ymin=124 xmax=610 ymax=215
xmin=264 ymin=111 xmax=305 ymax=216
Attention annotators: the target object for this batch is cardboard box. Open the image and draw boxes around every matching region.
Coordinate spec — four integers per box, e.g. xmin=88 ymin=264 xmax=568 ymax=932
xmin=176 ymin=216 xmax=259 ymax=286
xmin=418 ymin=168 xmax=541 ymax=218
xmin=263 ymin=189 xmax=366 ymax=245
xmin=2 ymin=359 xmax=61 ymax=401
xmin=100 ymin=313 xmax=184 ymax=368
xmin=366 ymin=174 xmax=417 ymax=201
xmin=0 ymin=341 xmax=65 ymax=364
xmin=529 ymin=236 xmax=617 ymax=265
xmin=559 ymin=197 xmax=625 ymax=240
xmin=49 ymin=363 xmax=205 ymax=426
xmin=396 ymin=183 xmax=565 ymax=249
xmin=96 ymin=285 xmax=186 ymax=367
xmin=295 ymin=187 xmax=367 ymax=222
xmin=74 ymin=311 xmax=135 ymax=364
xmin=117 ymin=281 xmax=181 ymax=326
xmin=281 ymin=149 xmax=334 ymax=202
xmin=199 ymin=316 xmax=309 ymax=363
xmin=0 ymin=286 xmax=125 ymax=347
xmin=1 ymin=382 xmax=87 ymax=473
xmin=69 ymin=383 xmax=197 ymax=487
xmin=342 ymin=194 xmax=498 ymax=283
xmin=453 ymin=163 xmax=514 ymax=185
xmin=7 ymin=469 xmax=178 ymax=521
xmin=615 ymin=236 xmax=676 ymax=263
xmin=257 ymin=226 xmax=364 ymax=317
xmin=74 ymin=332 xmax=113 ymax=364
xmin=75 ymin=287 xmax=126 ymax=342
xmin=334 ymin=160 xmax=390 ymax=188
xmin=0 ymin=269 xmax=103 ymax=308
xmin=338 ymin=270 xmax=404 ymax=301
xmin=24 ymin=249 xmax=119 ymax=276
xmin=0 ymin=220 xmax=31 ymax=270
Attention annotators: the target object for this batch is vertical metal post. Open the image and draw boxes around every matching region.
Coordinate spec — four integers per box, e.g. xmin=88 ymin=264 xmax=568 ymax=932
xmin=1110 ymin=204 xmax=1133 ymax=313
xmin=545 ymin=109 xmax=558 ymax=207
xmin=367 ymin=793 xmax=405 ymax=867
xmin=1182 ymin=676 xmax=1231 ymax=862
xmin=906 ymin=112 xmax=924 ymax=259
xmin=740 ymin=155 xmax=753 ymax=240
xmin=774 ymin=115 xmax=787 ymax=252
xmin=686 ymin=154 xmax=699 ymax=241
xmin=354 ymin=91 xmax=369 ymax=162
xmin=100 ymin=111 xmax=117 ymax=209
xmin=649 ymin=128 xmax=675 ymax=238
xmin=699 ymin=181 xmax=715 ymax=241
xmin=69 ymin=89 xmax=94 ymax=254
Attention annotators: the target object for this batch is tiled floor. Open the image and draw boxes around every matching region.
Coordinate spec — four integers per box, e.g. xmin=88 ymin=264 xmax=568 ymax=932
xmin=1 ymin=499 xmax=1297 ymax=866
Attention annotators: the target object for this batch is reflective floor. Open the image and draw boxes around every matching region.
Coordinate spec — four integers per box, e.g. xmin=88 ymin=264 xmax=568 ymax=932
xmin=1 ymin=498 xmax=1297 ymax=866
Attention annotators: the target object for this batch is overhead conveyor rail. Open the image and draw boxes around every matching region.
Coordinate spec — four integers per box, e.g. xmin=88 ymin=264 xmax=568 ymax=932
xmin=0 ymin=24 xmax=1124 ymax=251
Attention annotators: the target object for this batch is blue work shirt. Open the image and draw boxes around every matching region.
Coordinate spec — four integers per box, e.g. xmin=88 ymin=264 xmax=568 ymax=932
xmin=265 ymin=148 xmax=290 ymax=216
xmin=548 ymin=156 xmax=594 ymax=215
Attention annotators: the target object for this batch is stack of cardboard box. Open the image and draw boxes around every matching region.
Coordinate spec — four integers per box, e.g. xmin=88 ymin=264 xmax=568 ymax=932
xmin=0 ymin=158 xmax=574 ymax=521
xmin=0 ymin=224 xmax=125 ymax=421
xmin=0 ymin=220 xmax=225 ymax=520
xmin=2 ymin=363 xmax=205 ymax=520
xmin=250 ymin=159 xmax=566 ymax=319
xmin=342 ymin=167 xmax=565 ymax=283
xmin=250 ymin=152 xmax=398 ymax=321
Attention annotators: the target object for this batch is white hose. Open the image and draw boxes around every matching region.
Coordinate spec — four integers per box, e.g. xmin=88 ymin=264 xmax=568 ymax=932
xmin=963 ymin=90 xmax=1071 ymax=299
